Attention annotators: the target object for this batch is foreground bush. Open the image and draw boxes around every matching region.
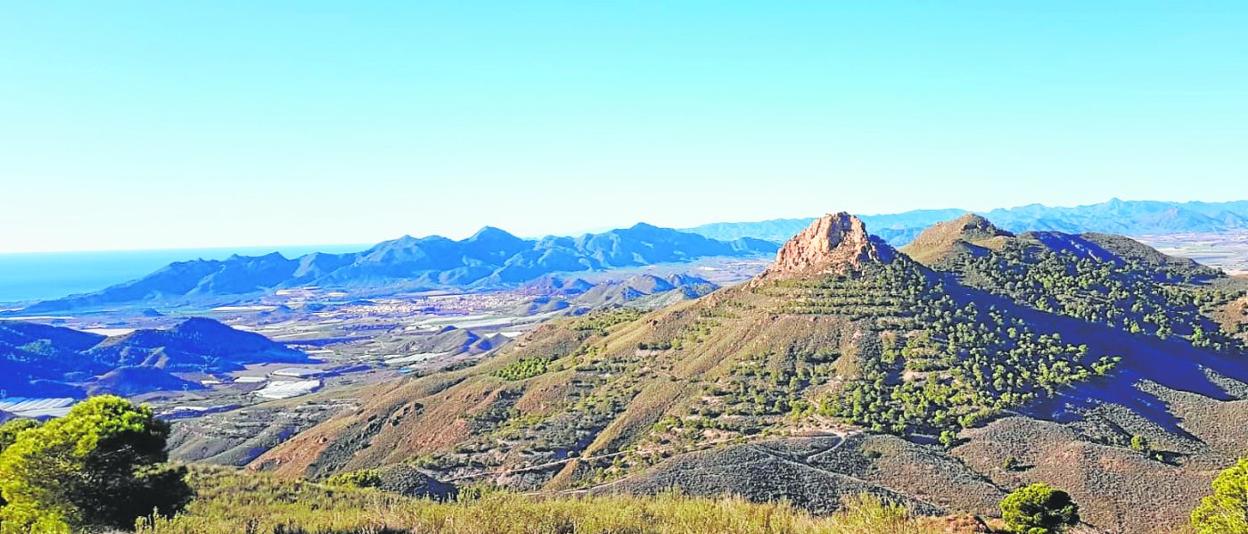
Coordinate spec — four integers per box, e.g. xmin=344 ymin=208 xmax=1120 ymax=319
xmin=999 ymin=483 xmax=1079 ymax=534
xmin=0 ymin=396 xmax=192 ymax=532
xmin=136 ymin=467 xmax=953 ymax=534
xmin=1191 ymin=458 xmax=1248 ymax=534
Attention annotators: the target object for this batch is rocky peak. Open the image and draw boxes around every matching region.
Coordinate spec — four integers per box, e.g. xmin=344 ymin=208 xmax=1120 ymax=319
xmin=756 ymin=212 xmax=894 ymax=280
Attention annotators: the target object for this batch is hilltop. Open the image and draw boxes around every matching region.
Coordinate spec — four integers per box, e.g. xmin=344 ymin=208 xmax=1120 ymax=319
xmin=22 ymin=225 xmax=775 ymax=312
xmin=899 ymin=214 xmax=1013 ymax=265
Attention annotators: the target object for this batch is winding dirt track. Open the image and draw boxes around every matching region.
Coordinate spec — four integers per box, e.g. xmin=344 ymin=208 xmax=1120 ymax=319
xmin=440 ymin=429 xmax=859 ymax=496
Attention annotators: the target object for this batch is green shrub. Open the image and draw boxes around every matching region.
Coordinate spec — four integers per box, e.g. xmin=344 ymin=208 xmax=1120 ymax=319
xmin=999 ymin=483 xmax=1079 ymax=534
xmin=0 ymin=396 xmax=192 ymax=532
xmin=494 ymin=357 xmax=550 ymax=381
xmin=325 ymin=469 xmax=383 ymax=489
xmin=1191 ymin=458 xmax=1248 ymax=534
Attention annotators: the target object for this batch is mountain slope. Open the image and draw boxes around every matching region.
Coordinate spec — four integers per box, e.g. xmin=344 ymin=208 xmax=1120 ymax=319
xmin=248 ymin=212 xmax=1248 ymax=533
xmin=903 ymin=216 xmax=1242 ymax=353
xmin=24 ymin=226 xmax=776 ymax=312
xmin=244 ymin=214 xmax=1112 ymax=482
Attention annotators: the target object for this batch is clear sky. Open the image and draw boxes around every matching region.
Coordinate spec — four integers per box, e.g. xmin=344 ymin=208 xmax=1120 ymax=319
xmin=1 ymin=2 xmax=1245 ymax=253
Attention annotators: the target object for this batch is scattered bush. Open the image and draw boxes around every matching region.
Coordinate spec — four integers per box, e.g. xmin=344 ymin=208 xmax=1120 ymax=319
xmin=1002 ymin=456 xmax=1022 ymax=472
xmin=325 ymin=469 xmax=383 ymax=489
xmin=494 ymin=357 xmax=550 ymax=381
xmin=999 ymin=482 xmax=1079 ymax=534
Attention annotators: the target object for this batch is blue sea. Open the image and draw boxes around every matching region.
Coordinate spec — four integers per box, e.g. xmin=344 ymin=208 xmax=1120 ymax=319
xmin=0 ymin=244 xmax=368 ymax=304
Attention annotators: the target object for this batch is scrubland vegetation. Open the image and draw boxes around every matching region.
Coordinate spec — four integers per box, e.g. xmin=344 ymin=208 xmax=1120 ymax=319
xmin=135 ymin=467 xmax=949 ymax=534
xmin=946 ymin=236 xmax=1244 ymax=353
xmin=763 ymin=261 xmax=1120 ymax=441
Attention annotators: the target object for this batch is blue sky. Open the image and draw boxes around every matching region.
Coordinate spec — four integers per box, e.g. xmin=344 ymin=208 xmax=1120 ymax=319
xmin=1 ymin=2 xmax=1245 ymax=253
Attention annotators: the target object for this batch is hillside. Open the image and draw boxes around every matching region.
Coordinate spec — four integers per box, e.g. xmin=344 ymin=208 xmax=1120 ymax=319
xmin=243 ymin=212 xmax=1248 ymax=533
xmin=687 ymin=199 xmax=1248 ymax=245
xmin=23 ymin=225 xmax=776 ymax=312
xmin=0 ymin=318 xmax=308 ymax=397
xmin=901 ymin=215 xmax=1242 ymax=352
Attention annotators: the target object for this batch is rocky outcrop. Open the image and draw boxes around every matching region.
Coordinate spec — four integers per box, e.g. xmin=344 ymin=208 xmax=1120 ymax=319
xmin=756 ymin=212 xmax=895 ymax=280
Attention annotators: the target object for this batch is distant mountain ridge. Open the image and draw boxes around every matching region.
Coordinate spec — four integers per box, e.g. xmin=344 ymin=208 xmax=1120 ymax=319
xmin=23 ymin=224 xmax=776 ymax=312
xmin=22 ymin=198 xmax=1248 ymax=312
xmin=686 ymin=199 xmax=1248 ymax=245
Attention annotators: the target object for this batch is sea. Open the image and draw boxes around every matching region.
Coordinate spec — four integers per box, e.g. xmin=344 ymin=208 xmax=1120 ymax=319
xmin=0 ymin=244 xmax=368 ymax=305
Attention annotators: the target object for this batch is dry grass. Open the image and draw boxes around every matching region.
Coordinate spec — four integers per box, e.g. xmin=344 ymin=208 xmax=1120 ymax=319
xmin=134 ymin=467 xmax=959 ymax=534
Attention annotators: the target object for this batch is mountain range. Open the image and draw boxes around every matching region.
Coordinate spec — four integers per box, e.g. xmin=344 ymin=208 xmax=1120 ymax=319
xmin=18 ymin=198 xmax=1248 ymax=313
xmin=0 ymin=317 xmax=309 ymax=397
xmin=686 ymin=198 xmax=1248 ymax=245
xmin=242 ymin=211 xmax=1248 ymax=533
xmin=22 ymin=225 xmax=776 ymax=312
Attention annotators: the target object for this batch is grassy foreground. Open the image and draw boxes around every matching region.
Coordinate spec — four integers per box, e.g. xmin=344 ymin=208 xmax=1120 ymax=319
xmin=133 ymin=468 xmax=967 ymax=534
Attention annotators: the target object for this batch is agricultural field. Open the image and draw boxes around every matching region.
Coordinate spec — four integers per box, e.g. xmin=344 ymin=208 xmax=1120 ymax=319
xmin=1138 ymin=231 xmax=1248 ymax=275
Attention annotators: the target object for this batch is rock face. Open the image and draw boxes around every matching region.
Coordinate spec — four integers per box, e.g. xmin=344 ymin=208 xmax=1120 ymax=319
xmin=757 ymin=212 xmax=894 ymax=280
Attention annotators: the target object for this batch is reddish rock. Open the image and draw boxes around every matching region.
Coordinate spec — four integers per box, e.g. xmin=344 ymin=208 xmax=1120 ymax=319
xmin=756 ymin=212 xmax=894 ymax=281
